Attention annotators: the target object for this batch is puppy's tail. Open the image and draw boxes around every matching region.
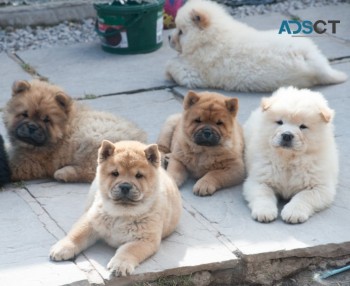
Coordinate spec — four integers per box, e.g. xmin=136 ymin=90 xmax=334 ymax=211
xmin=317 ymin=67 xmax=348 ymax=85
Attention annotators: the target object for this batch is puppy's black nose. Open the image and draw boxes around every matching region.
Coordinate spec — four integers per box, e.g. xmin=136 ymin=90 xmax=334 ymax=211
xmin=203 ymin=127 xmax=212 ymax=138
xmin=282 ymin=132 xmax=294 ymax=142
xmin=28 ymin=123 xmax=38 ymax=133
xmin=119 ymin=183 xmax=132 ymax=195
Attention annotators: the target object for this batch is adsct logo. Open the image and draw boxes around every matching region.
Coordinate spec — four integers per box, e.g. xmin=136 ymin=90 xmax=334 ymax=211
xmin=278 ymin=20 xmax=340 ymax=36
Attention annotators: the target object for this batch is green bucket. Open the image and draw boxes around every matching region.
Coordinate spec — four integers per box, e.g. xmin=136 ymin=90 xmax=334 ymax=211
xmin=94 ymin=0 xmax=165 ymax=54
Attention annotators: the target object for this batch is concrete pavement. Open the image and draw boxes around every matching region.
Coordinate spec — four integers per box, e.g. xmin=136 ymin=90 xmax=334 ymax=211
xmin=1 ymin=3 xmax=350 ymax=285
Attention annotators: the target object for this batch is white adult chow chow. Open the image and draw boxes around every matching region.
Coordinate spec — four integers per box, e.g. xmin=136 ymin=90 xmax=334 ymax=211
xmin=166 ymin=0 xmax=347 ymax=92
xmin=243 ymin=87 xmax=338 ymax=223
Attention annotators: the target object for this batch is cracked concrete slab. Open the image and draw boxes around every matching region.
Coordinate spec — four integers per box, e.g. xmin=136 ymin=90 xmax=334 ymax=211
xmin=173 ymin=61 xmax=350 ymax=262
xmin=25 ymin=181 xmax=238 ymax=285
xmin=16 ymin=31 xmax=176 ymax=99
xmin=0 ymin=188 xmax=89 ymax=286
xmin=83 ymin=89 xmax=182 ymax=143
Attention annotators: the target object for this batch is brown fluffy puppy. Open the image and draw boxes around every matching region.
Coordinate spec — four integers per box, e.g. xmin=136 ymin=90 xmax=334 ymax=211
xmin=50 ymin=140 xmax=182 ymax=277
xmin=157 ymin=90 xmax=245 ymax=196
xmin=3 ymin=80 xmax=147 ymax=183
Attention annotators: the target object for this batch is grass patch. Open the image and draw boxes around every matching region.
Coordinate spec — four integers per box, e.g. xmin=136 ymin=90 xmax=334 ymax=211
xmin=21 ymin=63 xmax=37 ymax=75
xmin=84 ymin=94 xmax=98 ymax=100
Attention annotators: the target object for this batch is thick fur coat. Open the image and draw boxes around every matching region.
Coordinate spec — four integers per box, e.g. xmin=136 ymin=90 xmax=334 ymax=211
xmin=3 ymin=80 xmax=147 ymax=183
xmin=166 ymin=0 xmax=347 ymax=92
xmin=243 ymin=87 xmax=338 ymax=223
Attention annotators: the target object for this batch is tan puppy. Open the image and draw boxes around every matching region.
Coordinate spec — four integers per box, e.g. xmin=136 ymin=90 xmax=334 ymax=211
xmin=157 ymin=90 xmax=245 ymax=196
xmin=3 ymin=80 xmax=146 ymax=183
xmin=50 ymin=140 xmax=182 ymax=276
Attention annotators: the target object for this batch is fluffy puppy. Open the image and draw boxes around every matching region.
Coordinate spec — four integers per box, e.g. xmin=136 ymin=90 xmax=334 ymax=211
xmin=243 ymin=87 xmax=338 ymax=224
xmin=50 ymin=140 xmax=182 ymax=276
xmin=3 ymin=80 xmax=147 ymax=183
xmin=166 ymin=0 xmax=347 ymax=92
xmin=0 ymin=135 xmax=11 ymax=188
xmin=157 ymin=90 xmax=245 ymax=196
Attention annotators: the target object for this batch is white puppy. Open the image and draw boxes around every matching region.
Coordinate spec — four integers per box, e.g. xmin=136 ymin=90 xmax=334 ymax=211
xmin=166 ymin=0 xmax=347 ymax=92
xmin=243 ymin=87 xmax=338 ymax=223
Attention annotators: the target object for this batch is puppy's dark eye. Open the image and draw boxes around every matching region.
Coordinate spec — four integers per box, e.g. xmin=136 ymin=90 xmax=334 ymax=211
xmin=216 ymin=120 xmax=223 ymax=126
xmin=43 ymin=116 xmax=50 ymax=123
xmin=299 ymin=124 xmax=307 ymax=130
xmin=22 ymin=111 xmax=28 ymax=118
xmin=276 ymin=120 xmax=283 ymax=125
xmin=179 ymin=29 xmax=183 ymax=35
xmin=194 ymin=118 xmax=201 ymax=123
xmin=135 ymin=172 xmax=143 ymax=179
xmin=111 ymin=171 xmax=119 ymax=177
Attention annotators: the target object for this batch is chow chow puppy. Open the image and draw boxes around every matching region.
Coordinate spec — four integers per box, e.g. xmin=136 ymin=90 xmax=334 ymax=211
xmin=0 ymin=135 xmax=11 ymax=188
xmin=157 ymin=90 xmax=245 ymax=196
xmin=243 ymin=87 xmax=338 ymax=224
xmin=50 ymin=140 xmax=182 ymax=276
xmin=166 ymin=0 xmax=347 ymax=92
xmin=3 ymin=80 xmax=147 ymax=183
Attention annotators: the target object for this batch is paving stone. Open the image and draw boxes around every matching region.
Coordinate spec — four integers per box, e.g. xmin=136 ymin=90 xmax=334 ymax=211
xmin=0 ymin=53 xmax=32 ymax=109
xmin=83 ymin=89 xmax=182 ymax=143
xmin=0 ymin=188 xmax=88 ymax=286
xmin=26 ymin=181 xmax=238 ymax=284
xmin=177 ymin=61 xmax=350 ymax=261
xmin=16 ymin=33 xmax=176 ymax=99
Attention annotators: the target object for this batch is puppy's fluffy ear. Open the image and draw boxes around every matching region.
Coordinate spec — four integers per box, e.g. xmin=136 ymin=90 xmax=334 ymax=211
xmin=225 ymin=97 xmax=239 ymax=117
xmin=320 ymin=107 xmax=334 ymax=123
xmin=12 ymin=80 xmax=30 ymax=96
xmin=55 ymin=92 xmax=73 ymax=114
xmin=190 ymin=9 xmax=210 ymax=29
xmin=261 ymin=97 xmax=272 ymax=111
xmin=98 ymin=140 xmax=115 ymax=163
xmin=184 ymin=90 xmax=200 ymax=109
xmin=145 ymin=144 xmax=160 ymax=168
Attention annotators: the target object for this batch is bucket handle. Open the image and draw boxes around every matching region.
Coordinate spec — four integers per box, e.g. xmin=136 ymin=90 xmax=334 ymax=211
xmin=95 ymin=13 xmax=143 ymax=36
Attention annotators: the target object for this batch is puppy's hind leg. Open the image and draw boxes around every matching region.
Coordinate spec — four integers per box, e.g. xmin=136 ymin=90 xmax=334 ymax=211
xmin=243 ymin=179 xmax=278 ymax=223
xmin=305 ymin=49 xmax=347 ymax=85
xmin=157 ymin=114 xmax=181 ymax=154
xmin=166 ymin=157 xmax=188 ymax=187
xmin=54 ymin=165 xmax=95 ymax=183
xmin=166 ymin=58 xmax=205 ymax=88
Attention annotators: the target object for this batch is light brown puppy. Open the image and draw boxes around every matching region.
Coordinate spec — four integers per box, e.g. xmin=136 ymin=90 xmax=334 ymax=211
xmin=3 ymin=80 xmax=147 ymax=183
xmin=157 ymin=90 xmax=245 ymax=196
xmin=50 ymin=140 xmax=182 ymax=276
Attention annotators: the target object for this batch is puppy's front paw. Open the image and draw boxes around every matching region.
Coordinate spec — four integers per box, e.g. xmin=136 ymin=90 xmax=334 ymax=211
xmin=193 ymin=178 xmax=217 ymax=196
xmin=50 ymin=238 xmax=78 ymax=261
xmin=251 ymin=204 xmax=278 ymax=223
xmin=281 ymin=202 xmax=311 ymax=224
xmin=107 ymin=256 xmax=136 ymax=277
xmin=54 ymin=166 xmax=78 ymax=182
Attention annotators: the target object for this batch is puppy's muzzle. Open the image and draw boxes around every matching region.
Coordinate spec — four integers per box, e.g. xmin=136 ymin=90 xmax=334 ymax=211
xmin=110 ymin=182 xmax=140 ymax=203
xmin=279 ymin=131 xmax=294 ymax=148
xmin=193 ymin=126 xmax=221 ymax=146
xmin=15 ymin=121 xmax=47 ymax=146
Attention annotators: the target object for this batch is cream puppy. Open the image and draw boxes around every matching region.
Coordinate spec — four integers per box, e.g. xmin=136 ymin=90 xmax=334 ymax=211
xmin=243 ymin=87 xmax=338 ymax=223
xmin=50 ymin=140 xmax=182 ymax=276
xmin=166 ymin=0 xmax=347 ymax=92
